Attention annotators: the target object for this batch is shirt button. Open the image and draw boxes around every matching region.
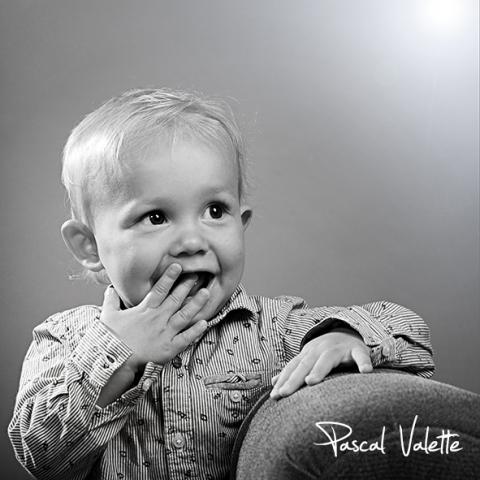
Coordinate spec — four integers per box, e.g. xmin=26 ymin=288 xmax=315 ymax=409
xmin=172 ymin=355 xmax=182 ymax=369
xmin=229 ymin=391 xmax=242 ymax=403
xmin=173 ymin=433 xmax=185 ymax=449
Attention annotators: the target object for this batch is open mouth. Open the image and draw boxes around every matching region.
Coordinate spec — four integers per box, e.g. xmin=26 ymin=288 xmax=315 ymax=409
xmin=171 ymin=271 xmax=214 ymax=297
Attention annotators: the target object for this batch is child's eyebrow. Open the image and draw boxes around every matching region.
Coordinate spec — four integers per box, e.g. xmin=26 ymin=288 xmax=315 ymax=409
xmin=199 ymin=185 xmax=237 ymax=197
xmin=120 ymin=188 xmax=236 ymax=215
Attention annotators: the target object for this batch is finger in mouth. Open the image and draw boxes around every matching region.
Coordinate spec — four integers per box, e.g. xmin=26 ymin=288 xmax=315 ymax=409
xmin=172 ymin=272 xmax=213 ymax=297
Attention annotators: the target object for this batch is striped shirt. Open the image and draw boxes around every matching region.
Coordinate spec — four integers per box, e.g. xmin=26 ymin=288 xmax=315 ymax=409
xmin=9 ymin=284 xmax=434 ymax=480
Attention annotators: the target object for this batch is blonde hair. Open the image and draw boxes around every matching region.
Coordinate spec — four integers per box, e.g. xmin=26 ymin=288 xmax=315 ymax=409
xmin=62 ymin=87 xmax=247 ymax=227
xmin=61 ymin=87 xmax=248 ymax=283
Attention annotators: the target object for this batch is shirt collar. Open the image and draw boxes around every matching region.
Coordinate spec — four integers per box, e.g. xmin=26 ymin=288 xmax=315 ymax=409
xmin=208 ymin=283 xmax=258 ymax=326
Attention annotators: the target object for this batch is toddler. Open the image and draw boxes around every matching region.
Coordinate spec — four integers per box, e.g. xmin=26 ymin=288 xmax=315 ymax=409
xmin=9 ymin=88 xmax=434 ymax=480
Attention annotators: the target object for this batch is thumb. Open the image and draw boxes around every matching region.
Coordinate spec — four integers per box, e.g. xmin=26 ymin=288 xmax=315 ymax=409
xmin=102 ymin=285 xmax=121 ymax=312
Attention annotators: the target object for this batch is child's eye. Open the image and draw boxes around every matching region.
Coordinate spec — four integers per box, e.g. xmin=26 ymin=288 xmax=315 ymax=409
xmin=206 ymin=203 xmax=226 ymax=220
xmin=144 ymin=210 xmax=166 ymax=225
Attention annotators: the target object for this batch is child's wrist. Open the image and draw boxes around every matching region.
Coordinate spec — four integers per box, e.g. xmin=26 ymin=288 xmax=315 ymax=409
xmin=123 ymin=355 xmax=143 ymax=375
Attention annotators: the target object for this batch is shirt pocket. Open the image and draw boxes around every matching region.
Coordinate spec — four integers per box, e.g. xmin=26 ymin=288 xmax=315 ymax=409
xmin=203 ymin=370 xmax=270 ymax=429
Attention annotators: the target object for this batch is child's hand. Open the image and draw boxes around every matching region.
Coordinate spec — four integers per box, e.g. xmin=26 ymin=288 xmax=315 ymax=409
xmin=270 ymin=327 xmax=373 ymax=400
xmin=100 ymin=263 xmax=209 ymax=372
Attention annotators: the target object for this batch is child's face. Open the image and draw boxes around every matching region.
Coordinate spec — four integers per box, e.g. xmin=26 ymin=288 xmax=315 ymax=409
xmin=91 ymin=136 xmax=251 ymax=320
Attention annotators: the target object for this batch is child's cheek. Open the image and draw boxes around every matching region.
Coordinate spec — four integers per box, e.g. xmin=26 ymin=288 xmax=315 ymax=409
xmin=98 ymin=240 xmax=151 ymax=307
xmin=225 ymin=232 xmax=246 ymax=270
xmin=223 ymin=224 xmax=245 ymax=254
xmin=120 ymin=246 xmax=159 ymax=301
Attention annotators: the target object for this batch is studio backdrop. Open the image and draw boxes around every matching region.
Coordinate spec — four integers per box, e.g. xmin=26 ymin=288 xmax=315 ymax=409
xmin=1 ymin=1 xmax=478 ymax=479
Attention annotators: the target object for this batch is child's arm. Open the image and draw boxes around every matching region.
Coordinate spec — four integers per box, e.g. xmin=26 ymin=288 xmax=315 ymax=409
xmin=271 ymin=299 xmax=434 ymax=399
xmin=8 ymin=316 xmax=142 ymax=480
xmin=8 ymin=267 xmax=208 ymax=480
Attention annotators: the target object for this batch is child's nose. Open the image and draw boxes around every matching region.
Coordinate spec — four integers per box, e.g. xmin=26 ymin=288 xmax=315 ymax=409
xmin=169 ymin=225 xmax=208 ymax=257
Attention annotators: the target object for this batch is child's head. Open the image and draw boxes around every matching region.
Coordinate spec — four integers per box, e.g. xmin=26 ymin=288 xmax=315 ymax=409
xmin=62 ymin=88 xmax=248 ymax=227
xmin=61 ymin=88 xmax=252 ymax=319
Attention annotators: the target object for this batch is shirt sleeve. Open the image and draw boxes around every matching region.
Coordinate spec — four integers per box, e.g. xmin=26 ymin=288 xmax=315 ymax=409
xmin=8 ymin=307 xmax=162 ymax=480
xmin=279 ymin=299 xmax=434 ymax=378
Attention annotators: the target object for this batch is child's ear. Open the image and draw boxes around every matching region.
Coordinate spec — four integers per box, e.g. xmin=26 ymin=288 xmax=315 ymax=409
xmin=240 ymin=206 xmax=253 ymax=230
xmin=61 ymin=220 xmax=104 ymax=272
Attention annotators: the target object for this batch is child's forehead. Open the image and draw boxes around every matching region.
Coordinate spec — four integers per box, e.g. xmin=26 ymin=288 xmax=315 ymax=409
xmin=98 ymin=135 xmax=240 ymax=204
xmin=128 ymin=134 xmax=237 ymax=176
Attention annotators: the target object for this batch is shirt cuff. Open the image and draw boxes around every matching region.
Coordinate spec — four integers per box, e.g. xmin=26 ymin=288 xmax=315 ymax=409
xmin=300 ymin=306 xmax=398 ymax=365
xmin=70 ymin=320 xmax=164 ymax=420
xmin=71 ymin=320 xmax=134 ymax=387
xmin=91 ymin=361 xmax=164 ymax=422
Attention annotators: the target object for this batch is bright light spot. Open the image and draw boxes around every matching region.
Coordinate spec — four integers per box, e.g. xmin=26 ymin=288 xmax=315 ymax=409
xmin=420 ymin=0 xmax=467 ymax=33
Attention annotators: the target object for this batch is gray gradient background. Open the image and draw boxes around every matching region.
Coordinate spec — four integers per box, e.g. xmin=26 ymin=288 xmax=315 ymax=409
xmin=1 ymin=1 xmax=478 ymax=478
